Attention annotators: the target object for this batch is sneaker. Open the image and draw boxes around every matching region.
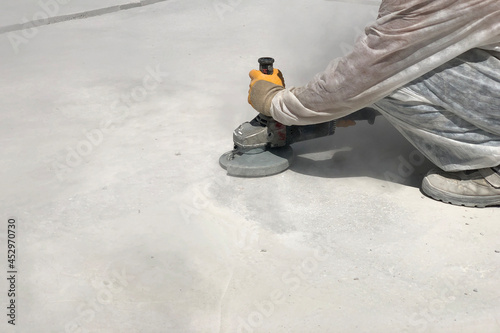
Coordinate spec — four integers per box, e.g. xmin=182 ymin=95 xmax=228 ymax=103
xmin=421 ymin=167 xmax=500 ymax=208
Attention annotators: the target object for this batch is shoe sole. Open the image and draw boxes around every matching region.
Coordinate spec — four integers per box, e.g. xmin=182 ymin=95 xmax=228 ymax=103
xmin=422 ymin=178 xmax=500 ymax=208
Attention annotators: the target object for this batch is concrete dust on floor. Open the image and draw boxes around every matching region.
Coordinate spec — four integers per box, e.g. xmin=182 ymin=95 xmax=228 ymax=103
xmin=0 ymin=0 xmax=499 ymax=332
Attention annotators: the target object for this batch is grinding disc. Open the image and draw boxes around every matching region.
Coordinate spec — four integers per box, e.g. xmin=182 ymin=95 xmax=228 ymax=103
xmin=219 ymin=146 xmax=294 ymax=177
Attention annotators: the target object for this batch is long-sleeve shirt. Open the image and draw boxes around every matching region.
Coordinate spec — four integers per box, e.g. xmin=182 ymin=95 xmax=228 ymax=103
xmin=270 ymin=0 xmax=500 ymax=126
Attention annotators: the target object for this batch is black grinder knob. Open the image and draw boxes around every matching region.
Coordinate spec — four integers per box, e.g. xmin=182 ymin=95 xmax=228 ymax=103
xmin=258 ymin=57 xmax=274 ymax=75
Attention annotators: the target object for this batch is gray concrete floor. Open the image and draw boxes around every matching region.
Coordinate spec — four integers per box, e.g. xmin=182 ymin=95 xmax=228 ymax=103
xmin=1 ymin=0 xmax=499 ymax=332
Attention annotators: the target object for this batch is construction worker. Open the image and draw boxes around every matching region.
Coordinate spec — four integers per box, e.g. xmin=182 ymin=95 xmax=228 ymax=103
xmin=248 ymin=0 xmax=500 ymax=208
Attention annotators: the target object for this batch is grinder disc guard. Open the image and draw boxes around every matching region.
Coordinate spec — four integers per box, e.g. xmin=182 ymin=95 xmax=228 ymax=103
xmin=219 ymin=146 xmax=294 ymax=177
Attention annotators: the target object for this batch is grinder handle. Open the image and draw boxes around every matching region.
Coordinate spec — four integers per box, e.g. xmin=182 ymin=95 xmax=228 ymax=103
xmin=255 ymin=57 xmax=279 ymax=122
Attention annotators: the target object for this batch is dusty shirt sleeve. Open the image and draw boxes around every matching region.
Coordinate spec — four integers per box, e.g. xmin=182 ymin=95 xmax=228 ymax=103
xmin=270 ymin=0 xmax=500 ymax=126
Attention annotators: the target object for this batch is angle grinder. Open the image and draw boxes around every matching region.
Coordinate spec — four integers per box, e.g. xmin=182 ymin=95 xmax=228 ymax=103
xmin=219 ymin=57 xmax=379 ymax=177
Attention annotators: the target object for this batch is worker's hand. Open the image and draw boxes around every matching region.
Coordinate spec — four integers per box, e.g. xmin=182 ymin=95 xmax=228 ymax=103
xmin=248 ymin=69 xmax=285 ymax=116
xmin=249 ymin=68 xmax=285 ymax=89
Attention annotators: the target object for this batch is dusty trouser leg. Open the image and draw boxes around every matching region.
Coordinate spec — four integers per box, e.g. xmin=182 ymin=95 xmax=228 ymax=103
xmin=372 ymin=48 xmax=500 ymax=172
xmin=372 ymin=49 xmax=500 ymax=207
